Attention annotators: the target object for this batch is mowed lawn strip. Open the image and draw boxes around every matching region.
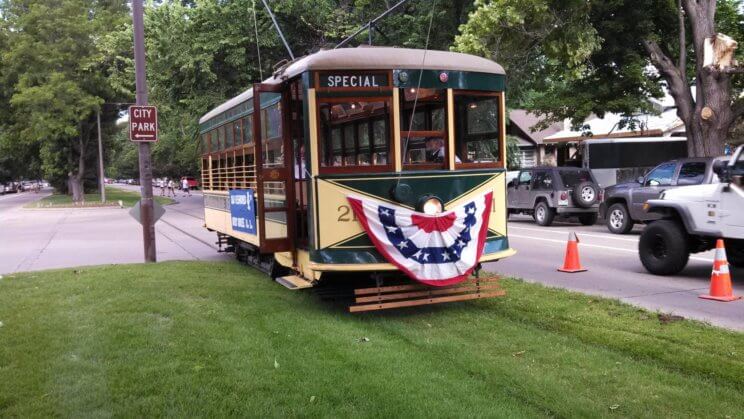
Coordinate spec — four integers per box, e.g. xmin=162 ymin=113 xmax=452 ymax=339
xmin=29 ymin=186 xmax=173 ymax=208
xmin=0 ymin=261 xmax=742 ymax=417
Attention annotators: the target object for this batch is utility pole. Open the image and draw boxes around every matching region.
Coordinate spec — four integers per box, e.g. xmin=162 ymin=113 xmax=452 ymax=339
xmin=132 ymin=0 xmax=157 ymax=262
xmin=96 ymin=109 xmax=106 ymax=203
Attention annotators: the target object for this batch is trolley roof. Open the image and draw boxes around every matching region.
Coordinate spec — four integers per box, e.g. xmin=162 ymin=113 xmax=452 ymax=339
xmin=199 ymin=47 xmax=505 ymax=124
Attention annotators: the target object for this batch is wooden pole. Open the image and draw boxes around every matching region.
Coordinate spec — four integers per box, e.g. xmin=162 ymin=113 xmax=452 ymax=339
xmin=132 ymin=0 xmax=156 ymax=262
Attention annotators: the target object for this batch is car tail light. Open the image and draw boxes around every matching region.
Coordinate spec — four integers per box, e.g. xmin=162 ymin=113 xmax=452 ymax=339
xmin=560 ymin=191 xmax=568 ymax=201
xmin=598 ymin=189 xmax=604 ymax=202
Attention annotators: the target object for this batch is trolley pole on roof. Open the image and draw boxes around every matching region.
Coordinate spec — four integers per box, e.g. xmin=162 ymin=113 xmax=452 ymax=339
xmin=260 ymin=0 xmax=295 ymax=60
xmin=335 ymin=0 xmax=411 ymax=49
xmin=132 ymin=0 xmax=157 ymax=262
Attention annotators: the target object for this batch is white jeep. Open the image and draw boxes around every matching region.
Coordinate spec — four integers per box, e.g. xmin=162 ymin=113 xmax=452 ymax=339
xmin=639 ymin=144 xmax=744 ymax=275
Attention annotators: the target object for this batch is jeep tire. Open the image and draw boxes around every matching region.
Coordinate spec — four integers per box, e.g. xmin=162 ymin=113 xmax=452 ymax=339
xmin=606 ymin=203 xmax=634 ymax=234
xmin=578 ymin=213 xmax=598 ymax=226
xmin=726 ymin=240 xmax=744 ymax=268
xmin=534 ymin=201 xmax=555 ymax=226
xmin=573 ymin=181 xmax=598 ymax=208
xmin=639 ymin=220 xmax=690 ymax=275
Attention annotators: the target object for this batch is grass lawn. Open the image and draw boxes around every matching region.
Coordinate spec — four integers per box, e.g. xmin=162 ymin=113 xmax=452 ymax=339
xmin=30 ymin=186 xmax=174 ymax=208
xmin=0 ymin=261 xmax=742 ymax=417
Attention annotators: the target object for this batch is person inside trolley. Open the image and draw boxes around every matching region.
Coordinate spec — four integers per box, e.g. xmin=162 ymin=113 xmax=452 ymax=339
xmin=425 ymin=137 xmax=461 ymax=163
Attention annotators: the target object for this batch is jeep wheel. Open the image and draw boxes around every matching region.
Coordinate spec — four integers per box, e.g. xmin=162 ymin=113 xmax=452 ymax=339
xmin=578 ymin=213 xmax=598 ymax=226
xmin=606 ymin=203 xmax=634 ymax=234
xmin=534 ymin=201 xmax=555 ymax=226
xmin=726 ymin=240 xmax=744 ymax=268
xmin=639 ymin=220 xmax=690 ymax=275
xmin=573 ymin=181 xmax=598 ymax=208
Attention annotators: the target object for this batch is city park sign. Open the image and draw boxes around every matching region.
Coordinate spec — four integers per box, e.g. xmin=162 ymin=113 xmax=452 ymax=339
xmin=128 ymin=105 xmax=158 ymax=142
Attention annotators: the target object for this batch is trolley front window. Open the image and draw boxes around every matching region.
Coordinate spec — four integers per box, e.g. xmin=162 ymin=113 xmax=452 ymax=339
xmin=399 ymin=88 xmax=447 ymax=169
xmin=318 ymin=98 xmax=392 ymax=172
xmin=454 ymin=92 xmax=503 ymax=167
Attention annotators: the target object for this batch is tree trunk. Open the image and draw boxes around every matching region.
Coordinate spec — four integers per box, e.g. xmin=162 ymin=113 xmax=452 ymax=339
xmin=69 ymin=173 xmax=84 ymax=203
xmin=683 ymin=0 xmax=735 ymax=156
xmin=645 ymin=1 xmax=742 ymax=157
xmin=70 ymin=129 xmax=87 ymax=203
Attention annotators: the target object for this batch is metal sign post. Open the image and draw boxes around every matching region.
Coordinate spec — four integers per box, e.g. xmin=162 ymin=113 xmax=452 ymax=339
xmin=132 ymin=0 xmax=157 ymax=262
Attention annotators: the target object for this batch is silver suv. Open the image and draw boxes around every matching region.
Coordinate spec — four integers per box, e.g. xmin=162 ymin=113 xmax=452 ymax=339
xmin=600 ymin=157 xmax=725 ymax=234
xmin=507 ymin=167 xmax=601 ymax=226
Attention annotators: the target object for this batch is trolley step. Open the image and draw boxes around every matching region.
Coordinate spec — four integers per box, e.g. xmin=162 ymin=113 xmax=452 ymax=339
xmin=349 ymin=276 xmax=504 ymax=313
xmin=276 ymin=275 xmax=314 ymax=290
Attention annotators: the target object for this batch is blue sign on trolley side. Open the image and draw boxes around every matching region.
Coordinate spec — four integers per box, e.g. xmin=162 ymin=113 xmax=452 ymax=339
xmin=229 ymin=189 xmax=256 ymax=235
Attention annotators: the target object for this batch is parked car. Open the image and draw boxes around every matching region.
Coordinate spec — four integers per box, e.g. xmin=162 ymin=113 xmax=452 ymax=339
xmin=3 ymin=182 xmax=18 ymax=193
xmin=181 ymin=176 xmax=199 ymax=189
xmin=507 ymin=166 xmax=602 ymax=226
xmin=600 ymin=156 xmax=725 ymax=234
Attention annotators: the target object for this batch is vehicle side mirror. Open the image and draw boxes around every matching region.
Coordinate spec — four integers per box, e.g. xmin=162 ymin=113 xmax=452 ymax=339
xmin=648 ymin=179 xmax=660 ymax=187
xmin=636 ymin=176 xmax=644 ymax=184
xmin=712 ymin=160 xmax=728 ymax=179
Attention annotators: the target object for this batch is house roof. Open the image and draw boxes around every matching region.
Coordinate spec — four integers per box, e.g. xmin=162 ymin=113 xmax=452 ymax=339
xmin=508 ymin=110 xmax=563 ymax=145
xmin=200 ymin=47 xmax=505 ymax=124
xmin=543 ymin=107 xmax=685 ymax=143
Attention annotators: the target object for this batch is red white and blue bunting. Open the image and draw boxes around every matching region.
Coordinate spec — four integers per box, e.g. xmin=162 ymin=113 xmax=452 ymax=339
xmin=347 ymin=192 xmax=493 ymax=286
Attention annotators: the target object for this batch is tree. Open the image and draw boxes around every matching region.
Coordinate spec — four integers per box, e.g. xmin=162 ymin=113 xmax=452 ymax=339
xmin=0 ymin=0 xmax=130 ymax=200
xmin=644 ymin=1 xmax=744 ymax=156
xmin=125 ymin=0 xmax=474 ymax=178
xmin=455 ymin=0 xmax=744 ymax=156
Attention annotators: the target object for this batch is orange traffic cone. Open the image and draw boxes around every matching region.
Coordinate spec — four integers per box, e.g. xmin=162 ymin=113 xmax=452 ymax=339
xmin=558 ymin=232 xmax=587 ymax=273
xmin=700 ymin=239 xmax=741 ymax=302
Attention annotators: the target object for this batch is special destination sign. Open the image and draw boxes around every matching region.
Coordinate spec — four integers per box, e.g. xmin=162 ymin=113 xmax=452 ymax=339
xmin=319 ymin=72 xmax=390 ymax=88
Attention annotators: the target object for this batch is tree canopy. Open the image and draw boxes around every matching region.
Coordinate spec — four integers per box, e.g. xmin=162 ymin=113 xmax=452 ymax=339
xmin=455 ymin=0 xmax=744 ymax=155
xmin=0 ymin=0 xmax=131 ymax=198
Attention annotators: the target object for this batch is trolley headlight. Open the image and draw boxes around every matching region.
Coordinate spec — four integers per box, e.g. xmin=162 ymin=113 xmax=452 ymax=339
xmin=419 ymin=196 xmax=444 ymax=215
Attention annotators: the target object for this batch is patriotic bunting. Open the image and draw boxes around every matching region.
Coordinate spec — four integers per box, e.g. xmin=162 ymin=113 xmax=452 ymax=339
xmin=347 ymin=192 xmax=493 ymax=286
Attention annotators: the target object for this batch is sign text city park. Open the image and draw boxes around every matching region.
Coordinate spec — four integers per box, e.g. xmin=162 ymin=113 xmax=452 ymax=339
xmin=319 ymin=72 xmax=390 ymax=88
xmin=128 ymin=105 xmax=158 ymax=142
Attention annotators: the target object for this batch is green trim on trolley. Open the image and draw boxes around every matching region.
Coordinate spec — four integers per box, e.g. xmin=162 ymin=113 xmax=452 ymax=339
xmin=199 ymin=92 xmax=281 ymax=134
xmin=316 ymin=91 xmax=393 ymax=98
xmin=312 ymin=236 xmax=510 ymax=264
xmin=320 ymin=170 xmax=505 ymax=209
xmin=394 ymin=70 xmax=506 ymax=91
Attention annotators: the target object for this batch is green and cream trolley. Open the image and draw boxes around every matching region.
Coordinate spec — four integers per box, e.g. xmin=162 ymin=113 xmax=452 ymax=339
xmin=198 ymin=47 xmax=515 ymax=310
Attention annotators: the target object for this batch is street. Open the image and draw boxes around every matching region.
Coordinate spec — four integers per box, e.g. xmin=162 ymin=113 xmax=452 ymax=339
xmin=0 ymin=187 xmax=229 ymax=275
xmin=2 ymin=188 xmax=742 ymax=330
xmin=486 ymin=215 xmax=743 ymax=330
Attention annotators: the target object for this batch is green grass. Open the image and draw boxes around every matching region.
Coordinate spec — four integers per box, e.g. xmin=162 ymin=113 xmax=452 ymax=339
xmin=0 ymin=261 xmax=742 ymax=417
xmin=30 ymin=186 xmax=174 ymax=208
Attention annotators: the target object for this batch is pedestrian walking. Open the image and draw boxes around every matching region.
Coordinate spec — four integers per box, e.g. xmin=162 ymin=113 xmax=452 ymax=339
xmin=167 ymin=179 xmax=176 ymax=197
xmin=158 ymin=178 xmax=166 ymax=196
xmin=181 ymin=177 xmax=191 ymax=197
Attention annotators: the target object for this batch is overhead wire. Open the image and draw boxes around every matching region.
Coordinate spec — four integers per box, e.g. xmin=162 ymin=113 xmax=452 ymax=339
xmin=252 ymin=0 xmax=264 ymax=81
xmin=401 ymin=3 xmax=437 ymax=170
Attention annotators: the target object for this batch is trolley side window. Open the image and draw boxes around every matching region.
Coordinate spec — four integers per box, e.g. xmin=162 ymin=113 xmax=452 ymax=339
xmin=399 ymin=88 xmax=447 ymax=169
xmin=454 ymin=92 xmax=503 ymax=167
xmin=261 ymin=99 xmax=283 ymax=168
xmin=318 ymin=98 xmax=392 ymax=171
xmin=201 ymin=133 xmax=210 ymax=154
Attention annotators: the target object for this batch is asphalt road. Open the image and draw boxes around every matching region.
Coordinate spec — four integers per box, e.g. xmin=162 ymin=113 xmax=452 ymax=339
xmin=486 ymin=215 xmax=743 ymax=331
xmin=0 ymin=186 xmax=228 ymax=275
